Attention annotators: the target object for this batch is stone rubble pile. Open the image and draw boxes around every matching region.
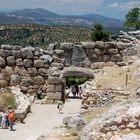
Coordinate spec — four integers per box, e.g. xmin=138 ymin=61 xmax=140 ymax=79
xmin=81 ymin=101 xmax=140 ymax=140
xmin=117 ymin=30 xmax=140 ymax=44
xmin=81 ymin=90 xmax=114 ymax=109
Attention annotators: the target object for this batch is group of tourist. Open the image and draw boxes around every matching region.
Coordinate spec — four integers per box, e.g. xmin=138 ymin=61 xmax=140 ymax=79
xmin=0 ymin=107 xmax=15 ymax=131
xmin=69 ymin=85 xmax=83 ymax=98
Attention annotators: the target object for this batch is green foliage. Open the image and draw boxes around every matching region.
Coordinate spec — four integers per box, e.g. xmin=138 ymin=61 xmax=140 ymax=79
xmin=124 ymin=7 xmax=140 ymax=30
xmin=91 ymin=23 xmax=110 ymax=41
xmin=66 ymin=76 xmax=88 ymax=87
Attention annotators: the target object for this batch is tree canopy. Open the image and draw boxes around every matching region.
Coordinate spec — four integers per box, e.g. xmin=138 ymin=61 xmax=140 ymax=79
xmin=91 ymin=23 xmax=110 ymax=41
xmin=124 ymin=7 xmax=140 ymax=30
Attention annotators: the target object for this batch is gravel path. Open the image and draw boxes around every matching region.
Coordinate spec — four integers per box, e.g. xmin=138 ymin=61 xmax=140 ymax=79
xmin=0 ymin=99 xmax=81 ymax=140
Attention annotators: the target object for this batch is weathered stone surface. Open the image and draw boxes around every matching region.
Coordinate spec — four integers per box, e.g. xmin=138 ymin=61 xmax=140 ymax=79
xmin=38 ymin=68 xmax=48 ymax=77
xmin=40 ymin=55 xmax=53 ymax=64
xmin=34 ymin=60 xmax=44 ymax=68
xmin=117 ymin=42 xmax=130 ymax=49
xmin=55 ymin=85 xmax=62 ymax=92
xmin=6 ymin=56 xmax=15 ymax=66
xmin=47 ymin=85 xmax=55 ymax=92
xmin=10 ymin=74 xmax=21 ymax=86
xmin=51 ymin=63 xmax=64 ymax=70
xmin=108 ymin=49 xmax=118 ymax=54
xmin=14 ymin=66 xmax=28 ymax=76
xmin=20 ymin=86 xmax=28 ymax=94
xmin=82 ymin=42 xmax=95 ymax=49
xmin=1 ymin=66 xmax=14 ymax=81
xmin=54 ymin=49 xmax=64 ymax=57
xmin=94 ymin=48 xmax=101 ymax=55
xmin=23 ymin=59 xmax=33 ymax=68
xmin=16 ymin=58 xmax=23 ymax=67
xmin=34 ymin=76 xmax=45 ymax=85
xmin=49 ymin=67 xmax=60 ymax=77
xmin=105 ymin=42 xmax=117 ymax=49
xmin=95 ymin=41 xmax=105 ymax=49
xmin=0 ymin=74 xmax=8 ymax=88
xmin=21 ymin=76 xmax=34 ymax=86
xmin=12 ymin=50 xmax=21 ymax=58
xmin=27 ymin=68 xmax=37 ymax=77
xmin=0 ymin=57 xmax=6 ymax=67
xmin=48 ymin=77 xmax=62 ymax=84
xmin=47 ymin=92 xmax=61 ymax=100
xmin=63 ymin=114 xmax=85 ymax=129
xmin=1 ymin=45 xmax=12 ymax=50
xmin=110 ymin=54 xmax=122 ymax=62
xmin=60 ymin=43 xmax=74 ymax=50
xmin=21 ymin=47 xmax=33 ymax=59
xmin=0 ymin=49 xmax=11 ymax=57
xmin=71 ymin=45 xmax=90 ymax=67
xmin=13 ymin=45 xmax=22 ymax=50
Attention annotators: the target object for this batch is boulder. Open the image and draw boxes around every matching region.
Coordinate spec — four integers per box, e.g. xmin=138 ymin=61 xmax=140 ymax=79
xmin=60 ymin=43 xmax=74 ymax=50
xmin=38 ymin=68 xmax=48 ymax=77
xmin=12 ymin=50 xmax=21 ymax=58
xmin=105 ymin=42 xmax=117 ymax=49
xmin=14 ymin=66 xmax=28 ymax=76
xmin=34 ymin=60 xmax=44 ymax=68
xmin=82 ymin=42 xmax=95 ymax=49
xmin=23 ymin=59 xmax=33 ymax=68
xmin=0 ymin=74 xmax=8 ymax=88
xmin=34 ymin=76 xmax=45 ymax=85
xmin=63 ymin=114 xmax=85 ymax=129
xmin=0 ymin=57 xmax=6 ymax=67
xmin=40 ymin=55 xmax=53 ymax=64
xmin=27 ymin=68 xmax=37 ymax=77
xmin=1 ymin=45 xmax=12 ymax=50
xmin=10 ymin=74 xmax=21 ymax=86
xmin=0 ymin=49 xmax=11 ymax=58
xmin=16 ymin=58 xmax=23 ymax=67
xmin=48 ymin=77 xmax=62 ymax=84
xmin=21 ymin=47 xmax=33 ymax=59
xmin=1 ymin=66 xmax=14 ymax=81
xmin=13 ymin=45 xmax=22 ymax=50
xmin=21 ymin=76 xmax=34 ymax=86
xmin=108 ymin=49 xmax=118 ymax=54
xmin=51 ymin=63 xmax=64 ymax=70
xmin=95 ymin=41 xmax=105 ymax=49
xmin=48 ymin=67 xmax=60 ymax=77
xmin=20 ymin=86 xmax=28 ymax=94
xmin=6 ymin=56 xmax=15 ymax=66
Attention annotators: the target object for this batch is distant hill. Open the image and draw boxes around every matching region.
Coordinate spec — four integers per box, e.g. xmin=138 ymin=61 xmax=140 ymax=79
xmin=0 ymin=8 xmax=124 ymax=32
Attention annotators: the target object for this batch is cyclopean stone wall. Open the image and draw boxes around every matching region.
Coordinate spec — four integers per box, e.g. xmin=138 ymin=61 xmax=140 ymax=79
xmin=0 ymin=41 xmax=135 ymax=100
xmin=48 ymin=41 xmax=133 ymax=69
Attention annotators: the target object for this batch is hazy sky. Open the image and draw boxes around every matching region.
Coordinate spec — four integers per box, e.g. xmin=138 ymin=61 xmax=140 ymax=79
xmin=0 ymin=0 xmax=140 ymax=19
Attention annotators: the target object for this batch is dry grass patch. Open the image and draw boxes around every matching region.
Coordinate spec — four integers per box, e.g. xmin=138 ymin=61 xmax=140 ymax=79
xmin=0 ymin=90 xmax=16 ymax=109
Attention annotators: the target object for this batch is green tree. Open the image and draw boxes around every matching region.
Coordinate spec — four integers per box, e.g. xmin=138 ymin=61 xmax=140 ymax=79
xmin=124 ymin=7 xmax=140 ymax=30
xmin=91 ymin=23 xmax=110 ymax=41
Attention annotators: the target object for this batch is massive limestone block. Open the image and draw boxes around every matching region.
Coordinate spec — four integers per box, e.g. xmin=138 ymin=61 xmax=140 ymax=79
xmin=21 ymin=47 xmax=33 ymax=59
xmin=47 ymin=85 xmax=55 ymax=92
xmin=12 ymin=45 xmax=22 ymax=50
xmin=12 ymin=50 xmax=21 ymax=58
xmin=6 ymin=56 xmax=15 ymax=66
xmin=21 ymin=76 xmax=34 ymax=86
xmin=82 ymin=42 xmax=95 ymax=49
xmin=1 ymin=45 xmax=12 ymax=50
xmin=0 ymin=74 xmax=8 ymax=88
xmin=117 ymin=42 xmax=130 ymax=49
xmin=40 ymin=55 xmax=53 ymax=64
xmin=51 ymin=63 xmax=64 ymax=70
xmin=38 ymin=68 xmax=48 ymax=77
xmin=71 ymin=45 xmax=90 ymax=67
xmin=14 ymin=66 xmax=28 ymax=76
xmin=0 ymin=57 xmax=6 ymax=67
xmin=108 ymin=49 xmax=118 ymax=54
xmin=0 ymin=49 xmax=11 ymax=58
xmin=110 ymin=54 xmax=122 ymax=62
xmin=34 ymin=76 xmax=45 ymax=85
xmin=1 ymin=66 xmax=14 ymax=81
xmin=27 ymin=68 xmax=37 ymax=77
xmin=48 ymin=77 xmax=62 ymax=84
xmin=105 ymin=42 xmax=117 ymax=49
xmin=10 ymin=74 xmax=21 ymax=86
xmin=95 ymin=41 xmax=105 ymax=49
xmin=47 ymin=92 xmax=61 ymax=100
xmin=55 ymin=85 xmax=62 ymax=92
xmin=60 ymin=43 xmax=74 ymax=50
xmin=23 ymin=59 xmax=33 ymax=68
xmin=34 ymin=60 xmax=44 ymax=68
xmin=16 ymin=58 xmax=23 ymax=67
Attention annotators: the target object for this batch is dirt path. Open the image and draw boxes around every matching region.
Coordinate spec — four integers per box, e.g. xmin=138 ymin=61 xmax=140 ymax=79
xmin=0 ymin=99 xmax=81 ymax=140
